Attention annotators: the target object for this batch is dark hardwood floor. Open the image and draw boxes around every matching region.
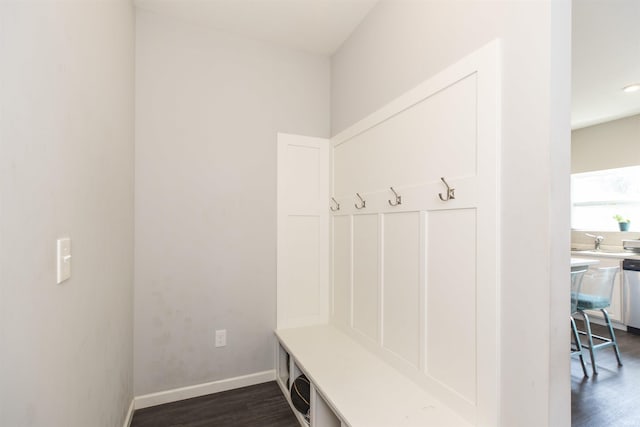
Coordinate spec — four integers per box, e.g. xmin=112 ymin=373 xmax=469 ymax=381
xmin=131 ymin=381 xmax=299 ymax=427
xmin=572 ymin=321 xmax=640 ymax=427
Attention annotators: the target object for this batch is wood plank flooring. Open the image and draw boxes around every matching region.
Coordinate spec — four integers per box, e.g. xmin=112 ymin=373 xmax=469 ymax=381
xmin=572 ymin=321 xmax=640 ymax=427
xmin=130 ymin=382 xmax=299 ymax=427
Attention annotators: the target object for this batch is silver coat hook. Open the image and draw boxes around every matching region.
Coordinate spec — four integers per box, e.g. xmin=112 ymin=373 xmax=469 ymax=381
xmin=388 ymin=187 xmax=402 ymax=206
xmin=354 ymin=193 xmax=366 ymax=209
xmin=330 ymin=197 xmax=340 ymax=212
xmin=438 ymin=177 xmax=455 ymax=201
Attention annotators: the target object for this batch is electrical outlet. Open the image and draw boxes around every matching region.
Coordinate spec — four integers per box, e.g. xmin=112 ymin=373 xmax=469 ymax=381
xmin=215 ymin=329 xmax=227 ymax=347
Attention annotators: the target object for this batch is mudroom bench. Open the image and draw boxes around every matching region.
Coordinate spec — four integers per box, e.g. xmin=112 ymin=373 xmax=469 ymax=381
xmin=275 ymin=325 xmax=472 ymax=427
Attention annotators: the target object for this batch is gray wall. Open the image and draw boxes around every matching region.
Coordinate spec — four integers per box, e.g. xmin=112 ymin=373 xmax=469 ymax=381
xmin=134 ymin=10 xmax=330 ymax=395
xmin=0 ymin=1 xmax=135 ymax=426
xmin=330 ymin=1 xmax=571 ymax=425
xmin=572 ymin=114 xmax=640 ymax=173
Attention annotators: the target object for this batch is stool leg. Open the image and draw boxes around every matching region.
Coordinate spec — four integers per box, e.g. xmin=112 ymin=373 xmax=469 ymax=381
xmin=571 ymin=316 xmax=589 ymax=377
xmin=580 ymin=310 xmax=598 ymax=375
xmin=601 ymin=308 xmax=623 ymax=366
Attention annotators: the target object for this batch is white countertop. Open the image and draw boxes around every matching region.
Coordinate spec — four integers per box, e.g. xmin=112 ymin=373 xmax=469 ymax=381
xmin=571 ymin=257 xmax=600 ymax=269
xmin=571 ymin=249 xmax=640 ymax=260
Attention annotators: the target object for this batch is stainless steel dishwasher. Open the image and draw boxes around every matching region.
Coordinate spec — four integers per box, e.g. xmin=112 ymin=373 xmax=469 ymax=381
xmin=623 ymin=258 xmax=640 ymax=334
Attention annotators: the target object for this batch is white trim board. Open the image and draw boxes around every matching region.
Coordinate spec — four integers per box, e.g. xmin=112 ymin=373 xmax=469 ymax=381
xmin=122 ymin=399 xmax=134 ymax=427
xmin=133 ymin=370 xmax=276 ymax=410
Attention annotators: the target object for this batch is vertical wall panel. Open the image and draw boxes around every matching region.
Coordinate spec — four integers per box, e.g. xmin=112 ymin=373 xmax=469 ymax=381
xmin=352 ymin=214 xmax=379 ymax=341
xmin=277 ymin=133 xmax=329 ymax=329
xmin=332 ymin=216 xmax=352 ymax=326
xmin=284 ymin=217 xmax=321 ymax=320
xmin=287 ymin=145 xmax=320 ymax=211
xmin=426 ymin=209 xmax=477 ymax=404
xmin=383 ymin=212 xmax=421 ymax=367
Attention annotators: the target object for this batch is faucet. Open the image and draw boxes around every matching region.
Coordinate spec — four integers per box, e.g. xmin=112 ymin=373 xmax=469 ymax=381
xmin=585 ymin=233 xmax=604 ymax=250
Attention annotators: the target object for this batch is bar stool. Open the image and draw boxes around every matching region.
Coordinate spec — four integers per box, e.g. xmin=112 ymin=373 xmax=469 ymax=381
xmin=575 ymin=266 xmax=622 ymax=375
xmin=571 ymin=267 xmax=589 ymax=377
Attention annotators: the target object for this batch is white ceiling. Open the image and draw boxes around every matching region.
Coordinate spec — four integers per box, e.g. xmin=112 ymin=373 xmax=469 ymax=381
xmin=134 ymin=0 xmax=379 ymax=56
xmin=572 ymin=0 xmax=640 ymax=129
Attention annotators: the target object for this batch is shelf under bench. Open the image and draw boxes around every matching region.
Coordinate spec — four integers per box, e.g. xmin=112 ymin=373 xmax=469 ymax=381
xmin=275 ymin=324 xmax=472 ymax=427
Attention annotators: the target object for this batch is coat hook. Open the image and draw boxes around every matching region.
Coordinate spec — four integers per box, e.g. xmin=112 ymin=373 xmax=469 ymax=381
xmin=438 ymin=177 xmax=455 ymax=201
xmin=388 ymin=187 xmax=402 ymax=206
xmin=330 ymin=197 xmax=340 ymax=212
xmin=354 ymin=193 xmax=366 ymax=209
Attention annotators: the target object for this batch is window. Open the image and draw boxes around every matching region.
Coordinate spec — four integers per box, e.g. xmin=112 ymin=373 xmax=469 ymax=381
xmin=571 ymin=165 xmax=640 ymax=231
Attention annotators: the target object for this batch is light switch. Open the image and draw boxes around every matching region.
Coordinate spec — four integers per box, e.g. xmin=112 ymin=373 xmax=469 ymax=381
xmin=56 ymin=237 xmax=71 ymax=284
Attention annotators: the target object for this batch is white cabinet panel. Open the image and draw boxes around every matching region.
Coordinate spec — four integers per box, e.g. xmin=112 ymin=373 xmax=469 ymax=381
xmin=426 ymin=209 xmax=477 ymax=404
xmin=382 ymin=212 xmax=421 ymax=367
xmin=609 ymin=262 xmax=623 ymax=323
xmin=332 ymin=216 xmax=352 ymax=326
xmin=353 ymin=214 xmax=379 ymax=342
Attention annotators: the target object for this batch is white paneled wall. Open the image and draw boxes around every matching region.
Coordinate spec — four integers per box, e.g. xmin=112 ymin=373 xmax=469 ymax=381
xmin=329 ymin=41 xmax=500 ymax=424
xmin=276 ymin=41 xmax=499 ymax=426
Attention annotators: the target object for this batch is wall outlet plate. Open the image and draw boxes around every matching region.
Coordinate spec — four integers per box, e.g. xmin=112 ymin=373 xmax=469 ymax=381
xmin=215 ymin=329 xmax=226 ymax=347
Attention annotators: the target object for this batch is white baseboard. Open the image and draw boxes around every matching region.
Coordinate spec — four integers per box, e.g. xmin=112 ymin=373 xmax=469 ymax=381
xmin=134 ymin=370 xmax=276 ymax=410
xmin=122 ymin=399 xmax=134 ymax=427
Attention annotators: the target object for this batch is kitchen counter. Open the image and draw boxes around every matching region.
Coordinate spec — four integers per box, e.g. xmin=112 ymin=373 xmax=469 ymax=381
xmin=571 ymin=257 xmax=600 ymax=270
xmin=571 ymin=249 xmax=640 ymax=260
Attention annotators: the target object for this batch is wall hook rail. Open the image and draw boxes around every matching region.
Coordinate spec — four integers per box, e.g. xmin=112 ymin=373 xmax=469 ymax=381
xmin=330 ymin=197 xmax=340 ymax=212
xmin=438 ymin=177 xmax=455 ymax=201
xmin=388 ymin=187 xmax=402 ymax=206
xmin=354 ymin=193 xmax=366 ymax=209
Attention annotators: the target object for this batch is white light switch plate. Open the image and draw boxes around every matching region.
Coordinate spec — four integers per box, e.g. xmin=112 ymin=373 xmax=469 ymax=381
xmin=56 ymin=237 xmax=71 ymax=284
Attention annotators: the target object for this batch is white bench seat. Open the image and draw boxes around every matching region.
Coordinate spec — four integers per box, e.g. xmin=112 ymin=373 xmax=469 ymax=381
xmin=275 ymin=325 xmax=473 ymax=427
